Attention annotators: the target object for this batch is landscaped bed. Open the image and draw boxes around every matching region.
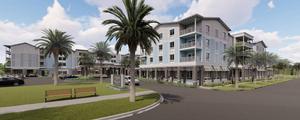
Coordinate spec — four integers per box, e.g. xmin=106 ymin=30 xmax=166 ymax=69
xmin=0 ymin=93 xmax=160 ymax=120
xmin=0 ymin=82 xmax=145 ymax=107
xmin=210 ymin=75 xmax=298 ymax=91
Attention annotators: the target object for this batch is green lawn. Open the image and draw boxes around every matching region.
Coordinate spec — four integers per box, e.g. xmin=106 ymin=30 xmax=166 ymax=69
xmin=0 ymin=93 xmax=160 ymax=120
xmin=212 ymin=75 xmax=298 ymax=91
xmin=0 ymin=82 xmax=145 ymax=107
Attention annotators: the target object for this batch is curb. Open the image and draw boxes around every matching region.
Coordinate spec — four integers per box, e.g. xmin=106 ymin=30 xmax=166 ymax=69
xmin=95 ymin=93 xmax=164 ymax=120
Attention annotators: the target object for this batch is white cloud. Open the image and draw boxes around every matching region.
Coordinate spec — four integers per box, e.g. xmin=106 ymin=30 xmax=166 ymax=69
xmin=0 ymin=0 xmax=107 ymax=63
xmin=268 ymin=0 xmax=275 ymax=9
xmin=176 ymin=0 xmax=260 ymax=27
xmin=279 ymin=42 xmax=300 ymax=63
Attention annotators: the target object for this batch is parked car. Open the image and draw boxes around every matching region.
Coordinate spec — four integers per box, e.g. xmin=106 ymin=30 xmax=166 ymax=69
xmin=59 ymin=75 xmax=79 ymax=80
xmin=26 ymin=74 xmax=37 ymax=77
xmin=0 ymin=77 xmax=25 ymax=86
xmin=124 ymin=76 xmax=140 ymax=86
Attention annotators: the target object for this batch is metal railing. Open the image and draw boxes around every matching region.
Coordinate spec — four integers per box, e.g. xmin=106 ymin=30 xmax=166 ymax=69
xmin=180 ymin=41 xmax=195 ymax=48
xmin=180 ymin=26 xmax=202 ymax=35
xmin=180 ymin=56 xmax=195 ymax=62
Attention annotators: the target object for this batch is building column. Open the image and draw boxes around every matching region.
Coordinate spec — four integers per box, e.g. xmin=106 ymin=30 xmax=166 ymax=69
xmin=177 ymin=67 xmax=181 ymax=81
xmin=164 ymin=69 xmax=168 ymax=81
xmin=146 ymin=69 xmax=149 ymax=80
xmin=200 ymin=66 xmax=204 ymax=86
xmin=154 ymin=68 xmax=157 ymax=81
xmin=192 ymin=66 xmax=197 ymax=81
xmin=139 ymin=69 xmax=141 ymax=78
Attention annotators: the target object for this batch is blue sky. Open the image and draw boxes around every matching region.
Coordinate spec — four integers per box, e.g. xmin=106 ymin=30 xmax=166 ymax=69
xmin=1 ymin=0 xmax=300 ymax=63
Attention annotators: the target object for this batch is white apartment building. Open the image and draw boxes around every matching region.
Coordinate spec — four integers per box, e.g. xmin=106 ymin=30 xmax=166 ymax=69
xmin=139 ymin=14 xmax=234 ymax=85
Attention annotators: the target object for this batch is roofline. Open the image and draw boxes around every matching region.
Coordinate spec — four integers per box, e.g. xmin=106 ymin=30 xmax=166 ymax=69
xmin=253 ymin=41 xmax=268 ymax=48
xmin=4 ymin=42 xmax=38 ymax=48
xmin=232 ymin=32 xmax=254 ymax=39
xmin=154 ymin=14 xmax=231 ymax=31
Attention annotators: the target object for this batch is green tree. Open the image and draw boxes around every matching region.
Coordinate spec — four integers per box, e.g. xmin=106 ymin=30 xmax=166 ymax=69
xmin=0 ymin=63 xmax=5 ymax=75
xmin=91 ymin=42 xmax=111 ymax=83
xmin=35 ymin=29 xmax=74 ymax=86
xmin=79 ymin=53 xmax=95 ymax=77
xmin=103 ymin=0 xmax=160 ymax=102
xmin=225 ymin=46 xmax=252 ymax=88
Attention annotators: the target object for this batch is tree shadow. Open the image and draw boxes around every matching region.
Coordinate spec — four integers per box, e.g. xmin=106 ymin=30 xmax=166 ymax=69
xmin=161 ymin=93 xmax=183 ymax=104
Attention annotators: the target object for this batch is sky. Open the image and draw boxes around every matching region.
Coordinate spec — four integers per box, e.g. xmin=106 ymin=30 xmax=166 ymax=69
xmin=1 ymin=0 xmax=300 ymax=63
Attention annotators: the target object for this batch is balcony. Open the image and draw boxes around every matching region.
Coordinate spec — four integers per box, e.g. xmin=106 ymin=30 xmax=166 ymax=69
xmin=180 ymin=26 xmax=202 ymax=36
xmin=6 ymin=50 xmax=11 ymax=55
xmin=237 ymin=41 xmax=252 ymax=48
xmin=180 ymin=56 xmax=195 ymax=62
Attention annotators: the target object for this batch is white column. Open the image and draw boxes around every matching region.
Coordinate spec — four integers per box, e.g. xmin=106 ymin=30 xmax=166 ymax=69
xmin=154 ymin=68 xmax=157 ymax=81
xmin=121 ymin=74 xmax=124 ymax=88
xmin=111 ymin=74 xmax=114 ymax=85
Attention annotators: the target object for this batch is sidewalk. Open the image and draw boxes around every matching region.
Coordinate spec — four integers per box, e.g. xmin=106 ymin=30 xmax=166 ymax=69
xmin=0 ymin=90 xmax=156 ymax=115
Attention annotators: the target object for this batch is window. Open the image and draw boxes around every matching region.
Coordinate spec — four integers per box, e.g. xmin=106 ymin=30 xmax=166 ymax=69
xmin=159 ymin=56 xmax=163 ymax=62
xmin=206 ymin=53 xmax=210 ymax=61
xmin=223 ymin=32 xmax=227 ymax=40
xmin=150 ymin=57 xmax=153 ymax=63
xmin=215 ymin=29 xmax=219 ymax=38
xmin=170 ymin=29 xmax=175 ymax=36
xmin=224 ymin=44 xmax=227 ymax=50
xmin=206 ymin=25 xmax=210 ymax=35
xmin=170 ymin=54 xmax=174 ymax=61
xmin=206 ymin=39 xmax=210 ymax=48
xmin=170 ymin=42 xmax=174 ymax=48
xmin=159 ymin=45 xmax=163 ymax=51
xmin=159 ymin=33 xmax=163 ymax=39
xmin=223 ymin=55 xmax=226 ymax=61
xmin=59 ymin=62 xmax=66 ymax=66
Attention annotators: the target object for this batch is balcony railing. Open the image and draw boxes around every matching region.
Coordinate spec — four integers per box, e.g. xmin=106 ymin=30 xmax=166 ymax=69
xmin=237 ymin=42 xmax=252 ymax=48
xmin=180 ymin=41 xmax=195 ymax=49
xmin=180 ymin=56 xmax=195 ymax=62
xmin=180 ymin=26 xmax=202 ymax=35
xmin=6 ymin=50 xmax=11 ymax=55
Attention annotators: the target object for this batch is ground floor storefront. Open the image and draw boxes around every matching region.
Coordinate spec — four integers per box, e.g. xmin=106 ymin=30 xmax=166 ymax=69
xmin=138 ymin=66 xmax=273 ymax=86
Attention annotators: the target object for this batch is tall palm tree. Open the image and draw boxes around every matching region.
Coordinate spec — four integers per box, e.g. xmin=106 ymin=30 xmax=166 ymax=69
xmin=79 ymin=53 xmax=95 ymax=77
xmin=248 ymin=52 xmax=265 ymax=82
xmin=102 ymin=0 xmax=160 ymax=102
xmin=225 ymin=46 xmax=251 ymax=88
xmin=35 ymin=29 xmax=74 ymax=86
xmin=92 ymin=42 xmax=111 ymax=83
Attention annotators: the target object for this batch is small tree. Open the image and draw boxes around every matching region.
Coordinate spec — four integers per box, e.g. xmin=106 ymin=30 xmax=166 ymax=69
xmin=92 ymin=42 xmax=111 ymax=83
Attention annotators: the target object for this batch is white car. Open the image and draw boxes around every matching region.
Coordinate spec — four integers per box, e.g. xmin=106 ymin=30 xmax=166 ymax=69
xmin=124 ymin=76 xmax=140 ymax=86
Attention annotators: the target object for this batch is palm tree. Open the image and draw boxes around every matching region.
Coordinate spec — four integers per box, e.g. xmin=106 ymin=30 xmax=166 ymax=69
xmin=35 ymin=29 xmax=74 ymax=86
xmin=91 ymin=42 xmax=111 ymax=83
xmin=79 ymin=53 xmax=95 ymax=77
xmin=102 ymin=0 xmax=160 ymax=102
xmin=248 ymin=52 xmax=265 ymax=83
xmin=225 ymin=46 xmax=251 ymax=88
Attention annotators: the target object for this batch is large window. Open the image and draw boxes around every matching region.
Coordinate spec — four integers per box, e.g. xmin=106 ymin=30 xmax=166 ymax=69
xmin=206 ymin=39 xmax=210 ymax=48
xmin=206 ymin=25 xmax=210 ymax=35
xmin=159 ymin=45 xmax=163 ymax=51
xmin=159 ymin=56 xmax=163 ymax=62
xmin=206 ymin=53 xmax=210 ymax=61
xmin=150 ymin=57 xmax=153 ymax=63
xmin=159 ymin=33 xmax=163 ymax=39
xmin=170 ymin=29 xmax=175 ymax=36
xmin=170 ymin=54 xmax=174 ymax=61
xmin=170 ymin=42 xmax=174 ymax=48
xmin=223 ymin=32 xmax=227 ymax=40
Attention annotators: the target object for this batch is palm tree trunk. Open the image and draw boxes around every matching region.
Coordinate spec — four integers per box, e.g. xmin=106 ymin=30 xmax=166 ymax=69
xmin=235 ymin=64 xmax=239 ymax=89
xmin=99 ymin=63 xmax=103 ymax=83
xmin=129 ymin=51 xmax=136 ymax=102
xmin=53 ymin=54 xmax=59 ymax=86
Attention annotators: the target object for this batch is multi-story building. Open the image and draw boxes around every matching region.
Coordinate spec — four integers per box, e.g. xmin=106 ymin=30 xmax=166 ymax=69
xmin=139 ymin=14 xmax=234 ymax=85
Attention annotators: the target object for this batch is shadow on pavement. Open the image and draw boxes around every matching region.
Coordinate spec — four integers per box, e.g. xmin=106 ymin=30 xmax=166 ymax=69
xmin=161 ymin=93 xmax=183 ymax=104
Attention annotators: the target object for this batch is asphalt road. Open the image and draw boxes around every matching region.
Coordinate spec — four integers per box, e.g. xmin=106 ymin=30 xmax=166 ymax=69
xmin=122 ymin=79 xmax=300 ymax=120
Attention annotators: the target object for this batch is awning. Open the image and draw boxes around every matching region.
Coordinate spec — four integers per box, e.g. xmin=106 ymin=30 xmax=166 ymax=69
xmin=204 ymin=66 xmax=214 ymax=71
xmin=212 ymin=66 xmax=222 ymax=71
xmin=221 ymin=66 xmax=230 ymax=71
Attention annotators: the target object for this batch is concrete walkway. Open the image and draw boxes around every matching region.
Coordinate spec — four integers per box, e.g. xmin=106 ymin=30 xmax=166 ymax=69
xmin=0 ymin=90 xmax=155 ymax=115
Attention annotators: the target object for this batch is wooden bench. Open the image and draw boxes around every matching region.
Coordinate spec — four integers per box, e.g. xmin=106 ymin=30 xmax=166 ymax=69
xmin=45 ymin=89 xmax=72 ymax=102
xmin=74 ymin=87 xmax=97 ymax=98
